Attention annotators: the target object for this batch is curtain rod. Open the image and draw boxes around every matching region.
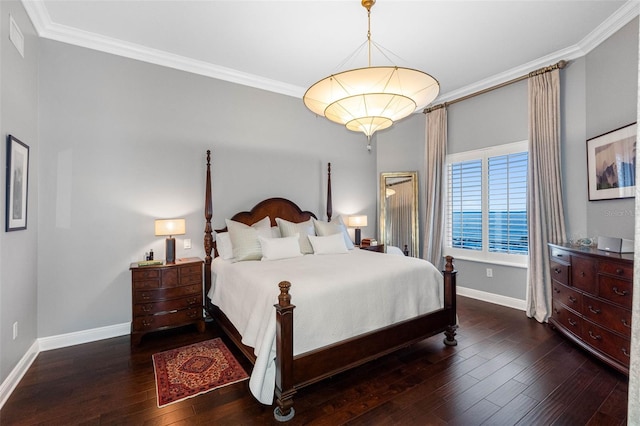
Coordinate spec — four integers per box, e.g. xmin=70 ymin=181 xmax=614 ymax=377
xmin=423 ymin=59 xmax=568 ymax=114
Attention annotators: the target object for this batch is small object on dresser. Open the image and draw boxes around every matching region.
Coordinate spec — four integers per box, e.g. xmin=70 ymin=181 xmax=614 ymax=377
xmin=361 ymin=238 xmax=377 ymax=247
xmin=149 ymin=249 xmax=154 ymax=260
xmin=138 ymin=260 xmax=163 ymax=267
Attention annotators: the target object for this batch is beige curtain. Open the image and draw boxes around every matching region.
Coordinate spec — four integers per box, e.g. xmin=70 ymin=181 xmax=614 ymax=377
xmin=424 ymin=107 xmax=447 ymax=268
xmin=526 ymin=68 xmax=567 ymax=323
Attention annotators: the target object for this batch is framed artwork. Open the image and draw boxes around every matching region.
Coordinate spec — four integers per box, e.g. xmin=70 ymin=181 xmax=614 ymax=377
xmin=6 ymin=135 xmax=29 ymax=231
xmin=587 ymin=123 xmax=636 ymax=201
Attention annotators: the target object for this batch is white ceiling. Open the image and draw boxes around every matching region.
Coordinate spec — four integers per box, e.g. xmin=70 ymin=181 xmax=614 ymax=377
xmin=23 ymin=1 xmax=639 ymax=104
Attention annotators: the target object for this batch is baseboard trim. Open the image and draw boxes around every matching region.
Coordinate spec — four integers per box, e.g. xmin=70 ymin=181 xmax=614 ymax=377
xmin=38 ymin=322 xmax=130 ymax=352
xmin=0 ymin=340 xmax=39 ymax=410
xmin=458 ymin=286 xmax=526 ymax=311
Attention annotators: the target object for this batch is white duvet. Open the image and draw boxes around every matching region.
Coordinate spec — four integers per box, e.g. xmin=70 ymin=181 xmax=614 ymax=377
xmin=207 ymin=248 xmax=444 ymax=404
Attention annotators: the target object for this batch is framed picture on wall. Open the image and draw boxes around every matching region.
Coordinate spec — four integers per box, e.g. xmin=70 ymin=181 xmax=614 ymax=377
xmin=5 ymin=135 xmax=29 ymax=231
xmin=587 ymin=123 xmax=636 ymax=201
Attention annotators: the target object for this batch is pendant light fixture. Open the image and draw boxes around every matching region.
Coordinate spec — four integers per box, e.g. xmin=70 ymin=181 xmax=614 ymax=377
xmin=303 ymin=0 xmax=440 ymax=151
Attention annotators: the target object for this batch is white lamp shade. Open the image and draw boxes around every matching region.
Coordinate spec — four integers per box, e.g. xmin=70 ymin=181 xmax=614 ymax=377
xmin=154 ymin=218 xmax=186 ymax=236
xmin=348 ymin=215 xmax=368 ymax=227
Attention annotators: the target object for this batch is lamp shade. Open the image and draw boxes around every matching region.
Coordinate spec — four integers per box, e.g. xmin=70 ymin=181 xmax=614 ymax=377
xmin=154 ymin=219 xmax=186 ymax=236
xmin=348 ymin=215 xmax=368 ymax=228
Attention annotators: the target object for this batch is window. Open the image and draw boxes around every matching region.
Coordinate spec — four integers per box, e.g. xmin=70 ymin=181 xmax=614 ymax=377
xmin=445 ymin=141 xmax=528 ymax=267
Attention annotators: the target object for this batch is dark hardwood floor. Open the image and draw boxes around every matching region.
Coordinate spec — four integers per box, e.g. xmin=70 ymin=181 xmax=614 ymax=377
xmin=0 ymin=296 xmax=628 ymax=425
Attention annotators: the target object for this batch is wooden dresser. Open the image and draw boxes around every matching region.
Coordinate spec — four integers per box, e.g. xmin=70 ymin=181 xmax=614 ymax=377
xmin=130 ymin=257 xmax=205 ymax=345
xmin=548 ymin=243 xmax=632 ymax=375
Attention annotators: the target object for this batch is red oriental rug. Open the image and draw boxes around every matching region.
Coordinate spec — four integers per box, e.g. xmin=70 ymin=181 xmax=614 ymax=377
xmin=152 ymin=338 xmax=249 ymax=407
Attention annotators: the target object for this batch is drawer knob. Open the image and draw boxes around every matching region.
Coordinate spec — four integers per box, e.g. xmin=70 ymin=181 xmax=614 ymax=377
xmin=612 ymin=287 xmax=628 ymax=297
xmin=579 ymin=271 xmax=585 ymax=277
xmin=622 ymin=348 xmax=631 ymax=358
xmin=568 ymin=318 xmax=577 ymax=327
xmin=141 ymin=293 xmax=150 ymax=300
xmin=616 ymin=268 xmax=624 ymax=275
xmin=142 ymin=304 xmax=153 ymax=312
xmin=622 ymin=318 xmax=631 ymax=328
xmin=142 ymin=319 xmax=153 ymax=327
xmin=587 ymin=305 xmax=601 ymax=315
xmin=553 ymin=287 xmax=560 ymax=294
xmin=588 ymin=330 xmax=602 ymax=340
xmin=553 ymin=268 xmax=561 ymax=274
xmin=568 ymin=296 xmax=577 ymax=303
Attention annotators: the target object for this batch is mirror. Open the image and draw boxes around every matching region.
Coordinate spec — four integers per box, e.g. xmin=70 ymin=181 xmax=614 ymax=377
xmin=379 ymin=172 xmax=419 ymax=257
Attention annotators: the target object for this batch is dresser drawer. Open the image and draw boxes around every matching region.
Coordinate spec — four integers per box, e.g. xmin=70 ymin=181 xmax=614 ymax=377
xmin=180 ymin=273 xmax=202 ymax=286
xmin=180 ymin=263 xmax=202 ymax=277
xmin=550 ymin=247 xmax=570 ymax=263
xmin=132 ymin=269 xmax=160 ymax=281
xmin=134 ymin=283 xmax=202 ymax=303
xmin=571 ymin=256 xmax=596 ymax=294
xmin=582 ymin=320 xmax=631 ymax=367
xmin=160 ymin=269 xmax=179 ymax=287
xmin=133 ymin=295 xmax=202 ymax=317
xmin=598 ymin=261 xmax=633 ymax=280
xmin=132 ymin=307 xmax=202 ymax=332
xmin=550 ymin=260 xmax=570 ymax=286
xmin=552 ymin=282 xmax=581 ymax=313
xmin=552 ymin=301 xmax=582 ymax=339
xmin=582 ymin=294 xmax=632 ymax=338
xmin=598 ymin=275 xmax=632 ymax=309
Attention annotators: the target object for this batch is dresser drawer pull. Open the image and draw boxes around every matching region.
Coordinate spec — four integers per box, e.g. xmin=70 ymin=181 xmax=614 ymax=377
xmin=142 ymin=319 xmax=154 ymax=327
xmin=616 ymin=268 xmax=624 ymax=275
xmin=579 ymin=271 xmax=585 ymax=277
xmin=622 ymin=318 xmax=631 ymax=328
xmin=141 ymin=292 xmax=150 ymax=300
xmin=587 ymin=305 xmax=601 ymax=314
xmin=568 ymin=296 xmax=577 ymax=304
xmin=186 ymin=298 xmax=198 ymax=305
xmin=612 ymin=287 xmax=628 ymax=296
xmin=553 ymin=287 xmax=560 ymax=294
xmin=142 ymin=304 xmax=153 ymax=313
xmin=553 ymin=308 xmax=559 ymax=315
xmin=187 ymin=310 xmax=198 ymax=319
xmin=553 ymin=268 xmax=562 ymax=274
xmin=568 ymin=318 xmax=577 ymax=327
xmin=622 ymin=348 xmax=631 ymax=358
xmin=588 ymin=330 xmax=602 ymax=340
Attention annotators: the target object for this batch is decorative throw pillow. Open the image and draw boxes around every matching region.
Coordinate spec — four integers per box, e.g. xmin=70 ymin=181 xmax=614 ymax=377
xmin=216 ymin=232 xmax=234 ymax=260
xmin=275 ymin=218 xmax=315 ymax=254
xmin=308 ymin=233 xmax=349 ymax=255
xmin=258 ymin=234 xmax=302 ymax=261
xmin=225 ymin=216 xmax=272 ymax=261
xmin=313 ymin=216 xmax=355 ymax=250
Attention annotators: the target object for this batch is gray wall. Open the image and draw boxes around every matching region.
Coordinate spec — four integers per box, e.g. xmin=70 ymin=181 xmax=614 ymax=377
xmin=380 ymin=18 xmax=639 ymax=302
xmin=36 ymin=39 xmax=378 ymax=337
xmin=0 ymin=1 xmax=39 ymax=382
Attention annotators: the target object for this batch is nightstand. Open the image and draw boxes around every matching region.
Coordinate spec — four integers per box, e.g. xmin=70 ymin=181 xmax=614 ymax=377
xmin=360 ymin=244 xmax=385 ymax=253
xmin=129 ymin=257 xmax=205 ymax=346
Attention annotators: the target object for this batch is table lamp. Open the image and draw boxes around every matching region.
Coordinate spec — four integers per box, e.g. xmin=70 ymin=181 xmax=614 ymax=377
xmin=154 ymin=218 xmax=186 ymax=264
xmin=348 ymin=215 xmax=368 ymax=246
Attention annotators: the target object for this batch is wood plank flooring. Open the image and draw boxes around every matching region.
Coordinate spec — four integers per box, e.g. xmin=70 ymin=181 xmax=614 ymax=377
xmin=0 ymin=296 xmax=628 ymax=425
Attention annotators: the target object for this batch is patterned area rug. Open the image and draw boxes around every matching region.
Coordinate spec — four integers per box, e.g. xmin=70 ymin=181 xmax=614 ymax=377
xmin=152 ymin=338 xmax=249 ymax=407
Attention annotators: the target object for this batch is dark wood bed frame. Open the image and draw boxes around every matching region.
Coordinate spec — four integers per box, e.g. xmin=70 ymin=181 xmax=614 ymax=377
xmin=202 ymin=150 xmax=458 ymax=421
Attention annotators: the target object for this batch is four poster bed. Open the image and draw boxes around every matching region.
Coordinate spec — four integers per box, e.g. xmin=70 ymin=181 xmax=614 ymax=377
xmin=202 ymin=151 xmax=458 ymax=421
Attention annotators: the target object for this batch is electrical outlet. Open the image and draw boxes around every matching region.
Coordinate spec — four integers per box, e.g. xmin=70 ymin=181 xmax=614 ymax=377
xmin=13 ymin=322 xmax=18 ymax=340
xmin=184 ymin=239 xmax=192 ymax=249
xmin=486 ymin=268 xmax=493 ymax=278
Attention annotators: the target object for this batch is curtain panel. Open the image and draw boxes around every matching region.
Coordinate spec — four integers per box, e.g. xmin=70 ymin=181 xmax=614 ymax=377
xmin=424 ymin=108 xmax=447 ymax=268
xmin=526 ymin=68 xmax=567 ymax=323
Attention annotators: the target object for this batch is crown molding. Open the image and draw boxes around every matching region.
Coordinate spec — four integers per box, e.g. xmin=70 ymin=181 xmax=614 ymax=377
xmin=21 ymin=0 xmax=639 ymax=102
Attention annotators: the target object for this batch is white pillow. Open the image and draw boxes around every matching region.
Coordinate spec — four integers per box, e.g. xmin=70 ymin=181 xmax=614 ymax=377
xmin=225 ymin=216 xmax=272 ymax=261
xmin=308 ymin=233 xmax=349 ymax=255
xmin=216 ymin=232 xmax=234 ymax=260
xmin=276 ymin=218 xmax=315 ymax=254
xmin=313 ymin=217 xmax=355 ymax=250
xmin=258 ymin=234 xmax=303 ymax=261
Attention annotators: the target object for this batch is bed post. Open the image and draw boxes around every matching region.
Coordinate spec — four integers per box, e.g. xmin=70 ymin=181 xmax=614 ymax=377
xmin=204 ymin=150 xmax=213 ymax=301
xmin=443 ymin=255 xmax=458 ymax=346
xmin=326 ymin=162 xmax=332 ymax=221
xmin=274 ymin=281 xmax=296 ymax=422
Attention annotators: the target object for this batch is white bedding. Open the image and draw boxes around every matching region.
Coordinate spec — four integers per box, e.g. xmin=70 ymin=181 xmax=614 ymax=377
xmin=207 ymin=248 xmax=444 ymax=404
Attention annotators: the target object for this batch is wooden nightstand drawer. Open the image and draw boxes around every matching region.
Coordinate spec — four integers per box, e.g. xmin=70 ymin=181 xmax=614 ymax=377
xmin=134 ymin=283 xmax=201 ymax=303
xmin=571 ymin=256 xmax=596 ymax=294
xmin=133 ymin=295 xmax=201 ymax=317
xmin=132 ymin=279 xmax=160 ymax=289
xmin=180 ymin=273 xmax=202 ymax=286
xmin=132 ymin=308 xmax=202 ymax=332
xmin=132 ymin=269 xmax=160 ymax=281
xmin=550 ymin=247 xmax=569 ymax=263
xmin=179 ymin=263 xmax=202 ymax=277
xmin=552 ymin=301 xmax=582 ymax=339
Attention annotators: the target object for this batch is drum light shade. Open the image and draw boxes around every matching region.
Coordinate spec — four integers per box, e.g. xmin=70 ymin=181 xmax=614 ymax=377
xmin=155 ymin=218 xmax=186 ymax=264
